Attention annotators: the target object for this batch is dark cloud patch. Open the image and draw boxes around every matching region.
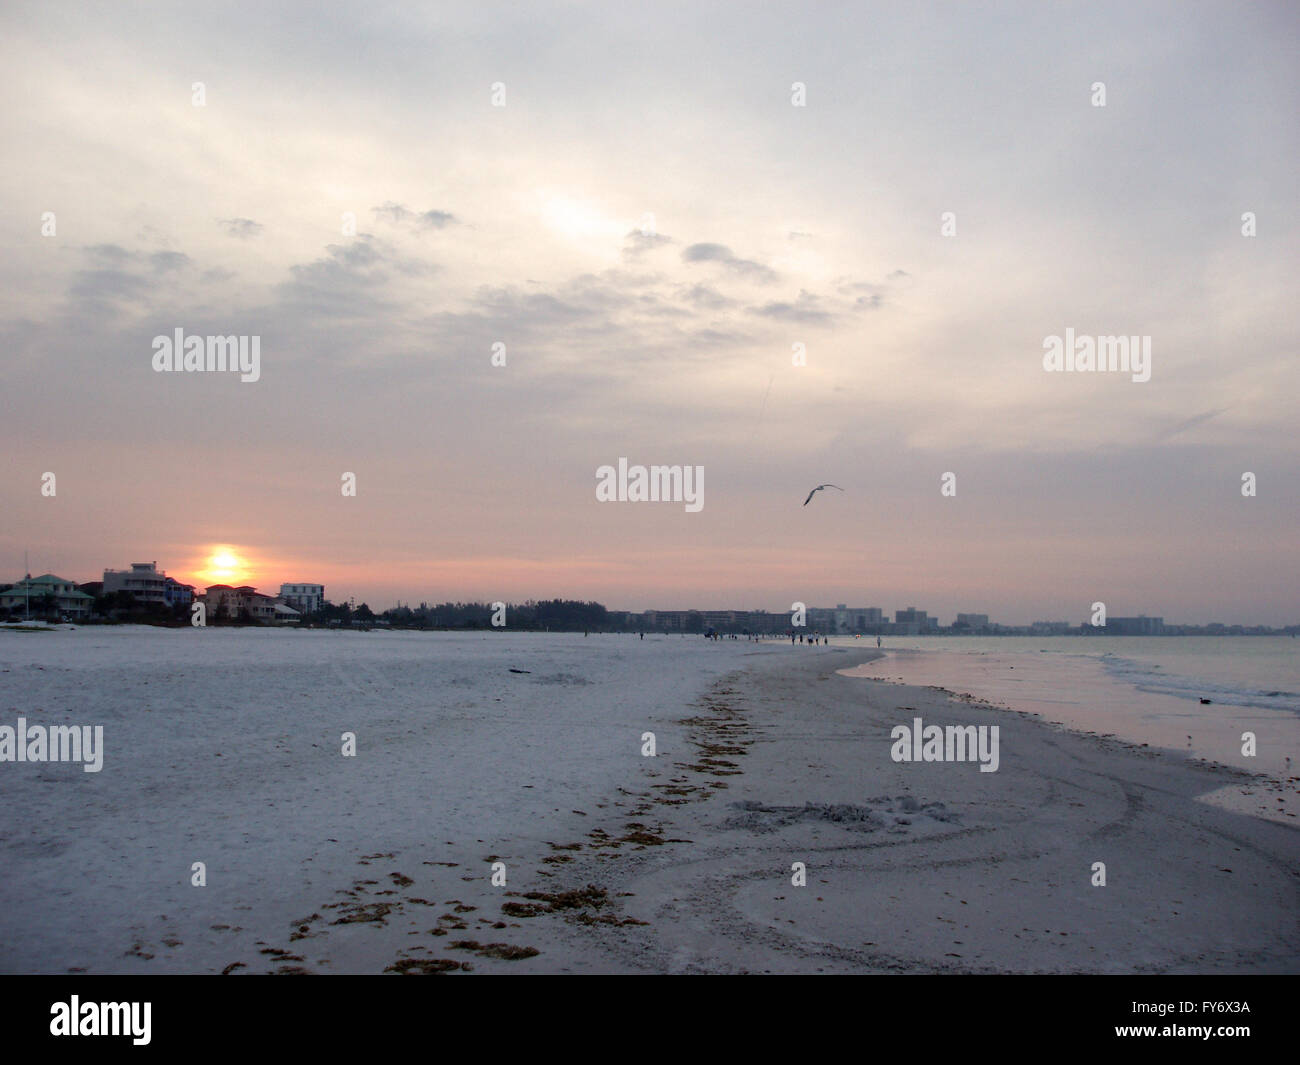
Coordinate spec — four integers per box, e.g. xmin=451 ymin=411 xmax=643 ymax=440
xmin=749 ymin=290 xmax=835 ymax=325
xmin=683 ymin=243 xmax=732 ymax=262
xmin=66 ymin=268 xmax=150 ymax=317
xmin=679 ymin=283 xmax=735 ymax=310
xmin=689 ymin=327 xmax=754 ymax=348
xmin=471 ymin=286 xmax=589 ymax=326
xmin=419 ymin=209 xmax=456 ymax=228
xmin=218 ymin=218 xmax=263 ymax=239
xmin=82 ymin=243 xmax=135 ymax=265
xmin=150 ymin=251 xmax=191 ymax=273
xmin=61 ymin=244 xmax=188 ymax=317
xmin=561 ymin=269 xmax=661 ymax=306
xmin=636 ymin=293 xmax=691 ymax=318
xmin=373 ymin=202 xmax=458 ymax=230
xmin=836 ymin=278 xmax=890 ymax=309
xmin=276 ymin=238 xmax=398 ymax=318
xmin=622 ymin=228 xmax=672 ymax=260
xmin=682 ymin=242 xmax=778 ymax=283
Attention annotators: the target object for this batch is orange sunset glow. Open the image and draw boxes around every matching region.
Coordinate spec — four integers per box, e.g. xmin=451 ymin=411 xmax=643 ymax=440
xmin=192 ymin=546 xmax=254 ymax=587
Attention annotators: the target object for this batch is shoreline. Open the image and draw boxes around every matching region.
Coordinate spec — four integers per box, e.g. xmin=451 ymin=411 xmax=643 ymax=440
xmin=839 ymin=645 xmax=1299 ymax=825
xmin=544 ymin=648 xmax=1300 ymax=973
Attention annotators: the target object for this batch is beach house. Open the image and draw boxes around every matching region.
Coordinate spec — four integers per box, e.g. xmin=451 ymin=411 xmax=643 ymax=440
xmin=0 ymin=574 xmax=94 ymax=619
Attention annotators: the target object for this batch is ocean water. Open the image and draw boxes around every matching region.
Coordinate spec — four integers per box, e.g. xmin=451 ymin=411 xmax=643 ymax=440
xmin=835 ymin=636 xmax=1300 ymax=787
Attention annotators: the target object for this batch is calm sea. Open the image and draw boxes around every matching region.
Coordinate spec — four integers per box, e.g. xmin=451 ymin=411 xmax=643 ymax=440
xmin=835 ymin=636 xmax=1300 ymax=785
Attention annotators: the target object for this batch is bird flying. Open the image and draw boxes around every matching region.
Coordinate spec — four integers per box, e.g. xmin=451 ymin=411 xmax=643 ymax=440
xmin=803 ymin=484 xmax=844 ymax=506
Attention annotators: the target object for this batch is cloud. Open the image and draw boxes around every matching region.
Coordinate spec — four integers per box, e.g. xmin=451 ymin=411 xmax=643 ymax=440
xmin=1151 ymin=408 xmax=1229 ymax=442
xmin=275 ymin=238 xmax=401 ymax=318
xmin=372 ymin=202 xmax=458 ymax=230
xmin=749 ymin=290 xmax=835 ymax=325
xmin=149 ymin=251 xmax=191 ymax=273
xmin=836 ymin=278 xmax=890 ymax=309
xmin=82 ymin=243 xmax=135 ymax=265
xmin=679 ymin=283 xmax=735 ymax=310
xmin=622 ymin=228 xmax=672 ymax=260
xmin=681 ymin=242 xmax=778 ymax=283
xmin=218 ymin=218 xmax=263 ymax=239
xmin=66 ymin=268 xmax=150 ymax=318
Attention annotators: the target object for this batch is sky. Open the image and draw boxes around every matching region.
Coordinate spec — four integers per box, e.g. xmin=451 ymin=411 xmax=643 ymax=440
xmin=1 ymin=1 xmax=1297 ymax=625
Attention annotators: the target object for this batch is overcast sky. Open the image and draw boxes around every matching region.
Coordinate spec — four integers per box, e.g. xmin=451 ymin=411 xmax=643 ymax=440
xmin=2 ymin=1 xmax=1296 ymax=624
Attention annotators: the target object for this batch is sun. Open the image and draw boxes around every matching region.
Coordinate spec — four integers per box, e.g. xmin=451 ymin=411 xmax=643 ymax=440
xmin=538 ymin=192 xmax=623 ymax=243
xmin=198 ymin=546 xmax=250 ymax=585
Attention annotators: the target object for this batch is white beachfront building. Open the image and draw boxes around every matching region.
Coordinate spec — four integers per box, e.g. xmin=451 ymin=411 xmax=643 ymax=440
xmin=103 ymin=561 xmax=195 ymax=609
xmin=279 ymin=583 xmax=324 ymax=614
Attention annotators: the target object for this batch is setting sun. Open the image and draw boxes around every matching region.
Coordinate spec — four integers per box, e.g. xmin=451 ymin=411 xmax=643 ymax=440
xmin=196 ymin=546 xmax=251 ymax=585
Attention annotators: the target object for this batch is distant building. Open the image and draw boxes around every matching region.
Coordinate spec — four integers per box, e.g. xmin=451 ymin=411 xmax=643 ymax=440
xmin=1029 ymin=620 xmax=1070 ymax=635
xmin=894 ymin=606 xmax=930 ymax=635
xmin=102 ymin=562 xmax=194 ymax=609
xmin=279 ymin=583 xmax=325 ymax=614
xmin=955 ymin=613 xmax=990 ymax=632
xmin=103 ymin=562 xmax=169 ymax=605
xmin=746 ymin=610 xmax=789 ymax=634
xmin=643 ymin=609 xmax=688 ymax=632
xmin=702 ymin=610 xmax=751 ymax=631
xmin=1 ymin=574 xmax=94 ymax=619
xmin=832 ymin=605 xmax=884 ymax=633
xmin=1106 ymin=616 xmax=1164 ymax=636
xmin=806 ymin=607 xmax=836 ymax=633
xmin=246 ymin=592 xmax=279 ymax=622
xmin=164 ymin=577 xmax=195 ymax=608
xmin=204 ymin=585 xmax=295 ymax=623
xmin=204 ymin=585 xmax=259 ymax=620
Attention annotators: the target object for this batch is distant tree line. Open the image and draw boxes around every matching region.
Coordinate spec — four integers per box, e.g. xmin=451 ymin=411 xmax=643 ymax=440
xmin=369 ymin=599 xmax=610 ymax=631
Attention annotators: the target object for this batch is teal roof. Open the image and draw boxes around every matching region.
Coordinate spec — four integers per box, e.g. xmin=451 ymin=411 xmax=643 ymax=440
xmin=4 ymin=575 xmax=93 ymax=600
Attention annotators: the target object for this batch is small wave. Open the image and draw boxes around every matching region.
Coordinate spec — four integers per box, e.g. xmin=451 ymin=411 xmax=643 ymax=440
xmin=1098 ymin=654 xmax=1300 ymax=714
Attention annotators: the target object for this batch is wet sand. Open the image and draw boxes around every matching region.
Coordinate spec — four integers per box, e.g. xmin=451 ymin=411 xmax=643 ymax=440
xmin=549 ymin=647 xmax=1300 ymax=972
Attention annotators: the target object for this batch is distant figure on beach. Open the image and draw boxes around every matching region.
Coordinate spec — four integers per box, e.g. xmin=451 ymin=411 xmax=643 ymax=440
xmin=877 ymin=635 xmax=882 ymax=648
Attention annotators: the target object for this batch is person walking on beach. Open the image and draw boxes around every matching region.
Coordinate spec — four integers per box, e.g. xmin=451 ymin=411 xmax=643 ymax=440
xmin=877 ymin=635 xmax=882 ymax=648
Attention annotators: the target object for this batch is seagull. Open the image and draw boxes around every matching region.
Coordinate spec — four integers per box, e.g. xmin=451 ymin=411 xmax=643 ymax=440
xmin=803 ymin=483 xmax=844 ymax=506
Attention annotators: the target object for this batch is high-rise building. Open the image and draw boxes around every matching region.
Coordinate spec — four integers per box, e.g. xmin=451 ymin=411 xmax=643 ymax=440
xmin=894 ymin=606 xmax=929 ymax=634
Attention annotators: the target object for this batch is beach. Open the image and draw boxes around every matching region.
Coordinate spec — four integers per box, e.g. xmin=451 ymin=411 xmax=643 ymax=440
xmin=1 ymin=628 xmax=1296 ymax=974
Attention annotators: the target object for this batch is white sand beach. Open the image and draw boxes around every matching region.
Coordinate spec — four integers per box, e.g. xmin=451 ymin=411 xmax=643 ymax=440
xmin=1 ymin=628 xmax=1296 ymax=974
